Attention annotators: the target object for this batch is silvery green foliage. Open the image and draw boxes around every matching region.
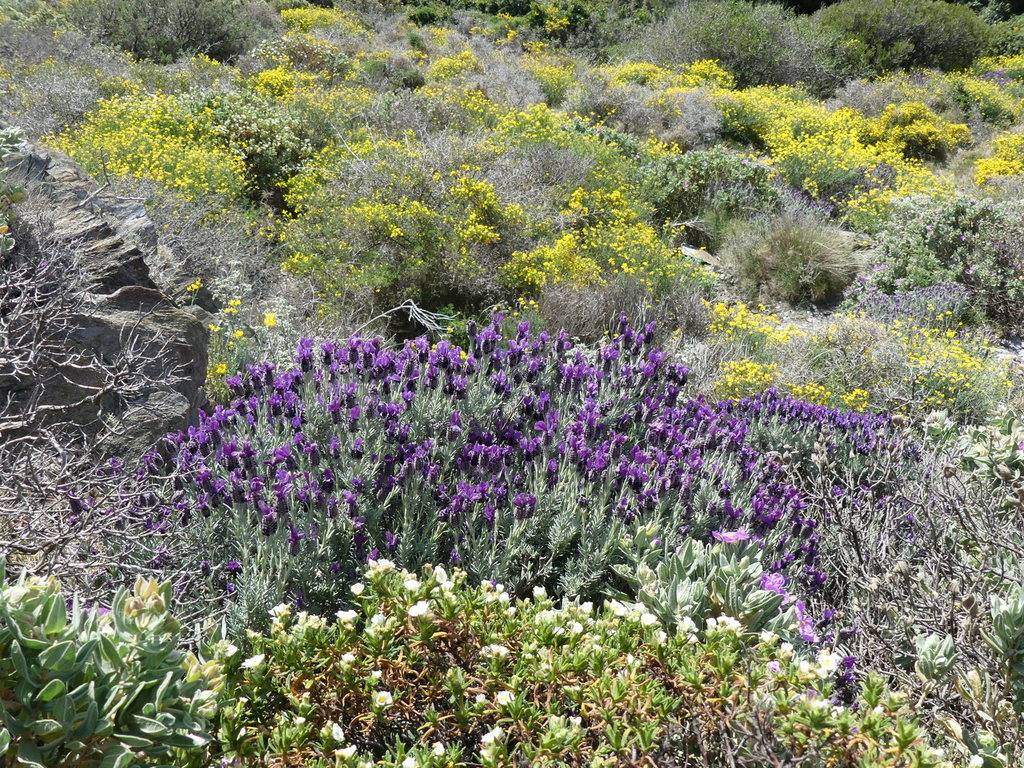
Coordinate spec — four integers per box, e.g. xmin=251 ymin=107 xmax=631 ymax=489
xmin=986 ymin=583 xmax=1024 ymax=711
xmin=915 ymin=633 xmax=957 ymax=683
xmin=0 ymin=562 xmax=219 ymax=767
xmin=608 ymin=526 xmax=802 ymax=640
xmin=926 ymin=410 xmax=1024 ymax=511
xmin=0 ymin=126 xmax=24 ymax=259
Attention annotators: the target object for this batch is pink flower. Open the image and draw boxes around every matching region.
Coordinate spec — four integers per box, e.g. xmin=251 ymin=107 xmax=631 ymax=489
xmin=712 ymin=528 xmax=751 ymax=544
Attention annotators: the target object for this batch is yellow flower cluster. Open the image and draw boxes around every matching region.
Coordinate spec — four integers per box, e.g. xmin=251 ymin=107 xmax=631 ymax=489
xmin=897 ymin=323 xmax=1012 ymax=410
xmin=279 ymin=7 xmax=366 ymax=35
xmin=716 ymin=87 xmax=954 ymax=228
xmin=601 ymin=59 xmax=734 ymax=91
xmin=501 ymin=186 xmax=713 ymax=294
xmin=707 ymin=302 xmax=805 ymax=347
xmin=51 ymin=92 xmax=247 ymax=200
xmin=522 ymin=52 xmax=576 ymax=105
xmin=426 ymin=50 xmax=479 ymax=81
xmin=975 ymin=132 xmax=1024 ymax=185
xmin=248 ymin=66 xmax=317 ymax=101
xmin=714 ymin=360 xmax=778 ymax=400
xmin=787 ymin=381 xmax=833 ymax=406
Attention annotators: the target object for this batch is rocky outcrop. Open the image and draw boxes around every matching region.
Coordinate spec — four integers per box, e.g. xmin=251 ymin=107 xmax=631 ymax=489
xmin=2 ymin=145 xmax=208 ymax=455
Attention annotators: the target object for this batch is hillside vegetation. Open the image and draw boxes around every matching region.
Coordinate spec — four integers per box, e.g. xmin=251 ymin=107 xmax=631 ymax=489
xmin=1 ymin=0 xmax=1023 ymax=766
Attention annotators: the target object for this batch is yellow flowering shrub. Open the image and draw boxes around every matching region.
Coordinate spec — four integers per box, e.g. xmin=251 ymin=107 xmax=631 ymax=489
xmin=522 ymin=53 xmax=576 ymax=105
xmin=51 ymin=92 xmax=247 ymax=200
xmin=717 ymin=86 xmax=953 ymax=229
xmin=705 ymin=303 xmax=1008 ymax=419
xmin=247 ymin=65 xmax=317 ymax=101
xmin=602 ymin=59 xmax=734 ymax=90
xmin=714 ymin=360 xmax=778 ymax=400
xmin=862 ymin=101 xmax=971 ymax=160
xmin=975 ymin=132 xmax=1024 ymax=185
xmin=787 ymin=381 xmax=833 ymax=406
xmin=947 ymin=73 xmax=1020 ymax=126
xmin=279 ymin=7 xmax=366 ymax=35
xmin=426 ymin=50 xmax=479 ymax=81
xmin=707 ymin=302 xmax=806 ymax=348
xmin=501 ymin=186 xmax=714 ymax=295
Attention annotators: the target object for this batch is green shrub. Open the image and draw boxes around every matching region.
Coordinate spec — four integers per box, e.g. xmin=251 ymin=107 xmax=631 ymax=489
xmin=723 ymin=210 xmax=860 ymax=306
xmin=0 ymin=127 xmax=22 ymax=260
xmin=208 ymin=559 xmax=945 ymax=768
xmin=644 ymin=146 xmax=781 ymax=250
xmin=0 ymin=565 xmax=219 ymax=767
xmin=60 ymin=0 xmax=281 ymax=63
xmin=989 ymin=14 xmax=1024 ymax=56
xmin=865 ymin=194 xmax=1024 ymax=333
xmin=816 ymin=0 xmax=991 ymax=74
xmin=641 ymin=0 xmax=854 ymax=93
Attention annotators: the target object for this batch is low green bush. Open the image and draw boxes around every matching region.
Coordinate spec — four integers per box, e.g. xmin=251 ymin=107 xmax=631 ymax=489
xmin=641 ymin=0 xmax=854 ymax=93
xmin=864 ymin=194 xmax=1024 ymax=334
xmin=645 ymin=146 xmax=781 ymax=250
xmin=60 ymin=0 xmax=281 ymax=63
xmin=0 ymin=127 xmax=22 ymax=260
xmin=207 ymin=559 xmax=944 ymax=768
xmin=816 ymin=0 xmax=990 ymax=74
xmin=0 ymin=565 xmax=219 ymax=767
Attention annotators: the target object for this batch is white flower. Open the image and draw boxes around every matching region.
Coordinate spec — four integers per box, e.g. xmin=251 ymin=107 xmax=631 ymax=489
xmin=432 ymin=742 xmax=445 ymax=756
xmin=677 ymin=616 xmax=698 ymax=635
xmin=433 ymin=566 xmax=449 ymax=586
xmin=402 ymin=757 xmax=417 ymax=768
xmin=570 ymin=621 xmax=584 ymax=634
xmin=373 ymin=690 xmax=393 ymax=708
xmin=370 ymin=613 xmax=387 ymax=626
xmin=579 ymin=601 xmax=593 ymax=614
xmin=495 ymin=690 xmax=514 ymax=706
xmin=331 ymin=722 xmax=345 ymax=742
xmin=759 ymin=630 xmax=778 ymax=645
xmin=532 ymin=585 xmax=547 ymax=599
xmin=408 ymin=600 xmax=431 ymax=618
xmin=969 ymin=756 xmax=985 ymax=768
xmin=713 ymin=615 xmax=742 ymax=633
xmin=370 ymin=669 xmax=382 ymax=680
xmin=656 ymin=630 xmax=668 ymax=644
xmin=221 ymin=643 xmax=239 ymax=658
xmin=296 ymin=612 xmax=326 ymax=632
xmin=497 ymin=592 xmax=510 ymax=604
xmin=569 ymin=716 xmax=582 ymax=728
xmin=241 ymin=654 xmax=265 ymax=670
xmin=351 ymin=582 xmax=365 ymax=596
xmin=816 ymin=650 xmax=842 ymax=677
xmin=269 ymin=603 xmax=291 ymax=624
xmin=483 ymin=644 xmax=509 ymax=658
xmin=336 ymin=609 xmax=358 ymax=625
xmin=779 ymin=642 xmax=795 ymax=658
xmin=341 ymin=652 xmax=356 ymax=665
xmin=337 ymin=745 xmax=357 ymax=758
xmin=609 ymin=601 xmax=628 ymax=617
xmin=640 ymin=612 xmax=659 ymax=627
xmin=475 ymin=693 xmax=487 ymax=703
xmin=403 ymin=578 xmax=421 ymax=592
xmin=481 ymin=726 xmax=504 ymax=745
xmin=368 ymin=558 xmax=395 ymax=572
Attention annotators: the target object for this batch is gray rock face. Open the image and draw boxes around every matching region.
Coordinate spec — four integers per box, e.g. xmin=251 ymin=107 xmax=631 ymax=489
xmin=2 ymin=145 xmax=208 ymax=454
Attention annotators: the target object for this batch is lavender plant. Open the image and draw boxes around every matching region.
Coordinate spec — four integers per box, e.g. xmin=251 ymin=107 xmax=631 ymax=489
xmin=117 ymin=315 xmax=886 ymax=634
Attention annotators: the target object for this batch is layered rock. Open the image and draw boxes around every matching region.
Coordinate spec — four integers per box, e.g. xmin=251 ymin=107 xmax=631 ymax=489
xmin=1 ymin=145 xmax=208 ymax=455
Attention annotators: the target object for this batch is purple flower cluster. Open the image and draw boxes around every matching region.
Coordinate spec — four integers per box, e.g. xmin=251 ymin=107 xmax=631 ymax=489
xmin=133 ymin=315 xmax=886 ymax=612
